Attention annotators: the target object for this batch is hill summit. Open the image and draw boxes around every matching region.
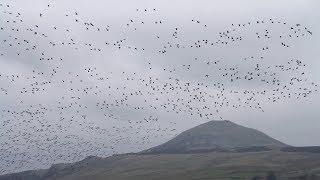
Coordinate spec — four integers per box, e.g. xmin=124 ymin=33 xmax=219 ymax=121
xmin=142 ymin=120 xmax=288 ymax=154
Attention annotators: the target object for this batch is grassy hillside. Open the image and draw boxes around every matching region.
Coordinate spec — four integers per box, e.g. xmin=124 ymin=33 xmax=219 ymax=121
xmin=1 ymin=150 xmax=320 ymax=180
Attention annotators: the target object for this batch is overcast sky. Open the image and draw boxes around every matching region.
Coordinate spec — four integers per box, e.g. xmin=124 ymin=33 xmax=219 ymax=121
xmin=0 ymin=0 xmax=319 ymax=175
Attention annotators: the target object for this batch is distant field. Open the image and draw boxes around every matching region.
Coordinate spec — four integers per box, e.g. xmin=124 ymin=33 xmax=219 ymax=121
xmin=1 ymin=150 xmax=320 ymax=180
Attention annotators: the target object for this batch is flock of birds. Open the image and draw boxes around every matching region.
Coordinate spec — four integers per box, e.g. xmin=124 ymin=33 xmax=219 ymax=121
xmin=0 ymin=1 xmax=318 ymax=175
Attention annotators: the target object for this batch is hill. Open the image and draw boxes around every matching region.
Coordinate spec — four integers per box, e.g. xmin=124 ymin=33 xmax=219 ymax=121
xmin=1 ymin=151 xmax=320 ymax=180
xmin=141 ymin=120 xmax=288 ymax=154
xmin=2 ymin=120 xmax=320 ymax=180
